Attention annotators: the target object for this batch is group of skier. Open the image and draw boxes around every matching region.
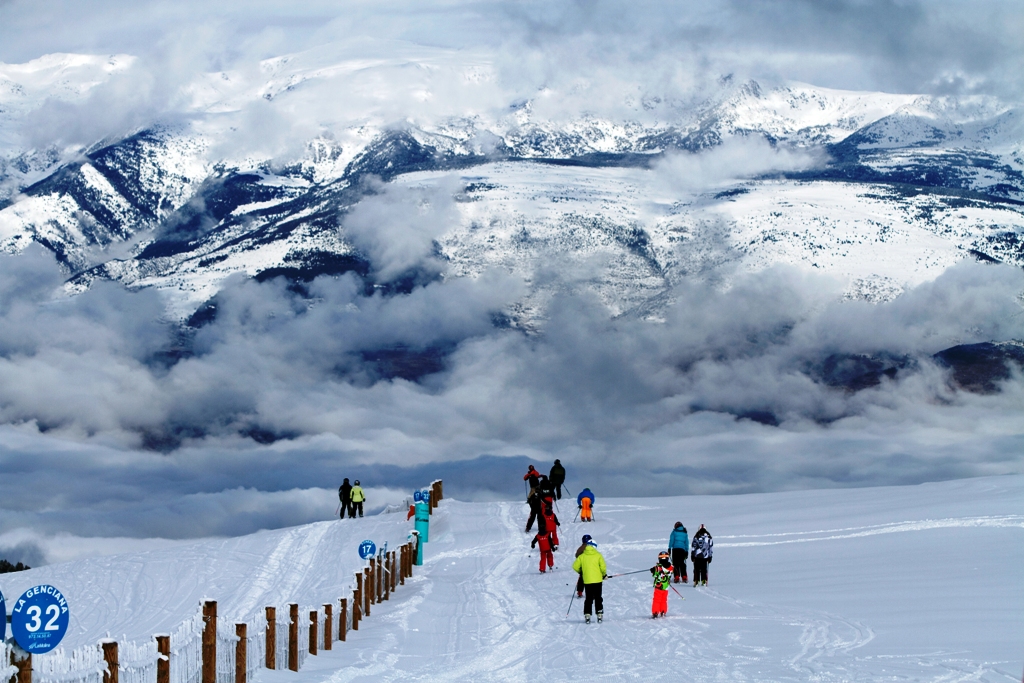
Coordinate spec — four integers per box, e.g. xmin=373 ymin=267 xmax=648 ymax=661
xmin=649 ymin=522 xmax=713 ymax=617
xmin=519 ymin=462 xmax=715 ymax=622
xmin=337 ymin=478 xmax=367 ymax=518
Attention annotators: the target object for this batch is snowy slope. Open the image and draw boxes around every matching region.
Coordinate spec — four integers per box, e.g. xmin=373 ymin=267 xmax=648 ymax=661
xmin=2 ymin=475 xmax=1021 ymax=681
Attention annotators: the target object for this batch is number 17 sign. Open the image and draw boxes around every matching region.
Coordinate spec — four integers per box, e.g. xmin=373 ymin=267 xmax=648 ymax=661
xmin=11 ymin=584 xmax=70 ymax=653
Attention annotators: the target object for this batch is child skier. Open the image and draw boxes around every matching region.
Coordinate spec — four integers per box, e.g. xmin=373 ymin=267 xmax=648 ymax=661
xmin=542 ymin=499 xmax=560 ymax=549
xmin=531 ymin=528 xmax=555 ymax=573
xmin=691 ymin=524 xmax=713 ymax=586
xmin=577 ymin=487 xmax=595 ymax=522
xmin=650 ymin=551 xmax=673 ymax=618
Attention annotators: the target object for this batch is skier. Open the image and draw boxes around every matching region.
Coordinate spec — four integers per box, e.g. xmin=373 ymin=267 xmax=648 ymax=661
xmin=523 ymin=465 xmax=540 ymax=489
xmin=542 ymin=499 xmax=560 ymax=549
xmin=690 ymin=524 xmax=713 ymax=586
xmin=573 ymin=534 xmax=591 ymax=597
xmin=577 ymin=487 xmax=595 ymax=522
xmin=668 ymin=521 xmax=689 ymax=583
xmin=531 ymin=528 xmax=555 ymax=573
xmin=571 ymin=534 xmax=607 ymax=623
xmin=350 ymin=480 xmax=366 ymax=518
xmin=536 ymin=474 xmax=555 ymax=501
xmin=650 ymin=551 xmax=673 ymax=618
xmin=525 ymin=485 xmax=543 ymax=533
xmin=549 ymin=459 xmax=566 ymax=499
xmin=338 ymin=478 xmax=353 ymax=519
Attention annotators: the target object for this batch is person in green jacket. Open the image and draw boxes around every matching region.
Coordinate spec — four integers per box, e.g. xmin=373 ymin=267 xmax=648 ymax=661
xmin=571 ymin=535 xmax=607 ymax=623
xmin=349 ymin=480 xmax=366 ymax=517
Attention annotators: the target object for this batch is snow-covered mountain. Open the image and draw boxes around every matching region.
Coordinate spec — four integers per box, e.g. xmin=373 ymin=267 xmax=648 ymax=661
xmin=2 ymin=50 xmax=1022 ymax=326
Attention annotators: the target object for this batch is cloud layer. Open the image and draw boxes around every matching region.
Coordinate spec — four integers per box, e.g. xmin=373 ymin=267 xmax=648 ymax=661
xmin=1 ymin=238 xmax=1022 ymax=563
xmin=1 ymin=0 xmax=1023 ymax=563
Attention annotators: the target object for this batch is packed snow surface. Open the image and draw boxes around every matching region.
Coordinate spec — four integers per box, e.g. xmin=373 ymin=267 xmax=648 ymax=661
xmin=2 ymin=475 xmax=1022 ymax=681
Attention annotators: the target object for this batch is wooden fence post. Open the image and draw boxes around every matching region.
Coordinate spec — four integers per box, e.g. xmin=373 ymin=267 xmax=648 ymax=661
xmin=438 ymin=480 xmax=443 ymax=501
xmin=323 ymin=604 xmax=333 ymax=650
xmin=384 ymin=554 xmax=391 ymax=601
xmin=308 ymin=610 xmax=318 ymax=656
xmin=202 ymin=601 xmax=216 ymax=683
xmin=288 ymin=604 xmax=298 ymax=672
xmin=10 ymin=647 xmax=31 ymax=683
xmin=377 ymin=556 xmax=383 ymax=602
xmin=339 ymin=598 xmax=348 ymax=642
xmin=101 ymin=641 xmax=118 ymax=683
xmin=372 ymin=557 xmax=380 ymax=606
xmin=364 ymin=567 xmax=372 ymax=616
xmin=390 ymin=551 xmax=397 ymax=592
xmin=156 ymin=635 xmax=170 ymax=683
xmin=235 ymin=624 xmax=247 ymax=683
xmin=265 ymin=607 xmax=276 ymax=669
xmin=403 ymin=543 xmax=409 ymax=582
xmin=353 ymin=572 xmax=362 ymax=629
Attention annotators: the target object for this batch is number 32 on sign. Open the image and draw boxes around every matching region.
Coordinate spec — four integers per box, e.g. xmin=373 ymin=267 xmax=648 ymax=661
xmin=11 ymin=584 xmax=70 ymax=654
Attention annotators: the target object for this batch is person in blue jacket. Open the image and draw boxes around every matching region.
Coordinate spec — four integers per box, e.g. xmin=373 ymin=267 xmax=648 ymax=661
xmin=667 ymin=521 xmax=689 ymax=584
xmin=577 ymin=488 xmax=595 ymax=522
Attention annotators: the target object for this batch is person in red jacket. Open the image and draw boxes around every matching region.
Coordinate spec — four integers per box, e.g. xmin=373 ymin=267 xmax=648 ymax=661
xmin=531 ymin=529 xmax=555 ymax=573
xmin=542 ymin=499 xmax=560 ymax=550
xmin=523 ymin=465 xmax=540 ymax=489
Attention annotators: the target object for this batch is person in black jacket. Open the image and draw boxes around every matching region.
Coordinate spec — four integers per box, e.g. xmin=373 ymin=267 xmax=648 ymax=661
xmin=525 ymin=485 xmax=543 ymax=533
xmin=338 ymin=478 xmax=353 ymax=519
xmin=549 ymin=459 xmax=566 ymax=499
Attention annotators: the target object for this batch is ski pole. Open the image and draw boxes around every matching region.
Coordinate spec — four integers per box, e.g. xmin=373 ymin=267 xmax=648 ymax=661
xmin=670 ymin=584 xmax=686 ymax=601
xmin=335 ymin=502 xmax=341 ymax=517
xmin=572 ymin=507 xmax=580 ymax=523
xmin=565 ymin=585 xmax=577 ymax=617
xmin=605 ymin=569 xmax=649 ymax=579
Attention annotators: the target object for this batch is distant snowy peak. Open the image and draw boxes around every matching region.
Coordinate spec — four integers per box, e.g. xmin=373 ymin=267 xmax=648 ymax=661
xmin=0 ymin=51 xmax=1022 ymax=323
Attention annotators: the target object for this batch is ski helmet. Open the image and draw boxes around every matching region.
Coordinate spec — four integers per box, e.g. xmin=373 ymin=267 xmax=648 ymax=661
xmin=582 ymin=534 xmax=592 ymax=544
xmin=354 ymin=480 xmax=360 ymax=485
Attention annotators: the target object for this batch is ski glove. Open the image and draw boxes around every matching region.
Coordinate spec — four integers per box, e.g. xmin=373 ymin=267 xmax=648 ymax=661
xmin=707 ymin=557 xmax=712 ymax=564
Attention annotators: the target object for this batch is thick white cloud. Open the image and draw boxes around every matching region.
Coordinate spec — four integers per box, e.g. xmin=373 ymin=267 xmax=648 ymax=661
xmin=1 ymin=0 xmax=1023 ymax=563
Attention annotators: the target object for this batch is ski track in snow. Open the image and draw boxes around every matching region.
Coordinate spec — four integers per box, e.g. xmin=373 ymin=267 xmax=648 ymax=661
xmin=3 ymin=477 xmax=1022 ymax=682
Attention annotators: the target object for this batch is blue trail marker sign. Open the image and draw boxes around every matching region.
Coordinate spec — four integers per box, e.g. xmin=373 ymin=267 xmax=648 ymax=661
xmin=358 ymin=540 xmax=377 ymax=560
xmin=11 ymin=584 xmax=70 ymax=654
xmin=0 ymin=588 xmax=6 ymax=641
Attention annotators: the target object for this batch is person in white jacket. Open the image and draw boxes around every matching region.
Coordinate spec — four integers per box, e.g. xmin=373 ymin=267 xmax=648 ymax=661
xmin=690 ymin=524 xmax=713 ymax=586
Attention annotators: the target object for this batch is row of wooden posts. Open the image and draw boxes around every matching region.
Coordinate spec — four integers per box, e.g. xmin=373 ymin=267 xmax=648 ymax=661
xmin=7 ymin=480 xmax=444 ymax=683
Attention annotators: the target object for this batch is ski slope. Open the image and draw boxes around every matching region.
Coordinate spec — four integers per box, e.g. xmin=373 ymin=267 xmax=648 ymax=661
xmin=2 ymin=476 xmax=1022 ymax=682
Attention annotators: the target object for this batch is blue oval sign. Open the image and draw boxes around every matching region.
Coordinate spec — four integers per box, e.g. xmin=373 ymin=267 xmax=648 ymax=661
xmin=358 ymin=540 xmax=376 ymax=560
xmin=413 ymin=491 xmax=422 ymax=502
xmin=0 ymin=589 xmax=6 ymax=642
xmin=11 ymin=584 xmax=70 ymax=654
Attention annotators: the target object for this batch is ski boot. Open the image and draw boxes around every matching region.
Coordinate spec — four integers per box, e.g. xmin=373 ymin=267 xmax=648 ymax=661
xmin=597 ymin=611 xmax=603 ymax=623
xmin=585 ymin=613 xmax=591 ymax=624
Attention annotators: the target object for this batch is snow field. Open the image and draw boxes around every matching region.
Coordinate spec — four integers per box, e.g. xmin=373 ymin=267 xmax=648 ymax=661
xmin=3 ymin=476 xmax=1022 ymax=682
